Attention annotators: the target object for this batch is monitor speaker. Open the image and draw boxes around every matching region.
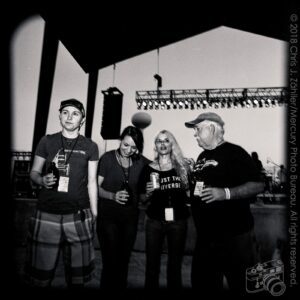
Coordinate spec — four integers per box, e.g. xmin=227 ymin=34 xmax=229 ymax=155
xmin=101 ymin=87 xmax=123 ymax=139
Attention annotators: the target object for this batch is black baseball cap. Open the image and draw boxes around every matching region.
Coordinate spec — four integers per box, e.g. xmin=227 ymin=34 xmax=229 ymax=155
xmin=59 ymin=99 xmax=85 ymax=117
xmin=184 ymin=112 xmax=225 ymax=128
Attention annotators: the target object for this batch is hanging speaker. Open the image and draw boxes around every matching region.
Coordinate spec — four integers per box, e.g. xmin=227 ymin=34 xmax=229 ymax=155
xmin=101 ymin=87 xmax=123 ymax=139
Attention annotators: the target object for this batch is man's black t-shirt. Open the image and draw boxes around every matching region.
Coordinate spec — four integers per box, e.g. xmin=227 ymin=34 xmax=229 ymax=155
xmin=191 ymin=142 xmax=262 ymax=238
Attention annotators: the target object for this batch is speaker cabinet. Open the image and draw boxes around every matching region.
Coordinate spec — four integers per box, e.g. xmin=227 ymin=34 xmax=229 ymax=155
xmin=12 ymin=160 xmax=32 ymax=197
xmin=101 ymin=87 xmax=123 ymax=139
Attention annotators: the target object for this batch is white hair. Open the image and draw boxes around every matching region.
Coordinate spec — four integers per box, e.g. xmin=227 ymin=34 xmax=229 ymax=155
xmin=198 ymin=120 xmax=224 ymax=138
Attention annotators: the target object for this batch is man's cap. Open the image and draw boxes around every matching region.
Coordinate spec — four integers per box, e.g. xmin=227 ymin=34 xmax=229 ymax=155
xmin=184 ymin=112 xmax=225 ymax=128
xmin=59 ymin=99 xmax=85 ymax=117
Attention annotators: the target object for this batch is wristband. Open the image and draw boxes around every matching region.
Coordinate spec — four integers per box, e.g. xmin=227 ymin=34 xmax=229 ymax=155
xmin=224 ymin=188 xmax=231 ymax=200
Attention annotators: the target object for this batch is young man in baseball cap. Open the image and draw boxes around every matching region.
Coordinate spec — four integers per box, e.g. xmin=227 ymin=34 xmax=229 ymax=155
xmin=25 ymin=98 xmax=98 ymax=288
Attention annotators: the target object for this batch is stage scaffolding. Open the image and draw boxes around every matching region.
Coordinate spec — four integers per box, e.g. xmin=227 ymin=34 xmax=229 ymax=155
xmin=136 ymin=87 xmax=288 ymax=110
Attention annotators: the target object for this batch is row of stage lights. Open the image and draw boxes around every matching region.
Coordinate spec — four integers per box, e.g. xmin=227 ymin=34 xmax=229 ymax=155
xmin=137 ymin=98 xmax=286 ymax=110
xmin=136 ymin=88 xmax=288 ymax=110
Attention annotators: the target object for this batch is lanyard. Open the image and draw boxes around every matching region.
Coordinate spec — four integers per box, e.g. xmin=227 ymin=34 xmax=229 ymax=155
xmin=61 ymin=133 xmax=80 ymax=165
xmin=116 ymin=150 xmax=131 ymax=183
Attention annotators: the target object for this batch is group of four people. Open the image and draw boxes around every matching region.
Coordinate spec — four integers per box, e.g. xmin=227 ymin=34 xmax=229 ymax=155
xmin=25 ymin=98 xmax=264 ymax=295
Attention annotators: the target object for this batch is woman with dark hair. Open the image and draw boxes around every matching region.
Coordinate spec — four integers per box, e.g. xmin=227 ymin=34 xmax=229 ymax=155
xmin=140 ymin=130 xmax=191 ymax=290
xmin=97 ymin=126 xmax=150 ymax=290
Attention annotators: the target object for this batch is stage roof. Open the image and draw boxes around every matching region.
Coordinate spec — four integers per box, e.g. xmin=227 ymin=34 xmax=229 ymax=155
xmin=9 ymin=4 xmax=291 ymax=73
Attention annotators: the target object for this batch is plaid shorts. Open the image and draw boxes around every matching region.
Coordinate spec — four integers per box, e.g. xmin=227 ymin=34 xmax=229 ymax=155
xmin=25 ymin=208 xmax=96 ymax=287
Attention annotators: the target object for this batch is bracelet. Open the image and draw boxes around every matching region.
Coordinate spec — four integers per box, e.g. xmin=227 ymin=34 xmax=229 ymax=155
xmin=224 ymin=188 xmax=231 ymax=200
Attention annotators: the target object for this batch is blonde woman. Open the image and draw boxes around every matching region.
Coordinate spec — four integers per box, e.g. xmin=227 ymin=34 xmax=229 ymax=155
xmin=140 ymin=130 xmax=191 ymax=290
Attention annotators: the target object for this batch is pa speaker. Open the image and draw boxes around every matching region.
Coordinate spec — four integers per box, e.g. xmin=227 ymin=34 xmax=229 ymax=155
xmin=101 ymin=87 xmax=123 ymax=139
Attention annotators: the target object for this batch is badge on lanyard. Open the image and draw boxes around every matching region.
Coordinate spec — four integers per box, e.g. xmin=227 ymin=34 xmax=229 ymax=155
xmin=165 ymin=207 xmax=174 ymax=221
xmin=194 ymin=181 xmax=204 ymax=196
xmin=58 ymin=176 xmax=69 ymax=192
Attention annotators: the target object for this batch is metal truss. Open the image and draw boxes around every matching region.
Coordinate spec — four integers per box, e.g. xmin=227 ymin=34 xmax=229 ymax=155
xmin=136 ymin=87 xmax=288 ymax=110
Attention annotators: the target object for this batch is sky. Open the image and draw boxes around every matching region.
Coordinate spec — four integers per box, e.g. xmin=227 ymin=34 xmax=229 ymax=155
xmin=11 ymin=15 xmax=287 ymax=173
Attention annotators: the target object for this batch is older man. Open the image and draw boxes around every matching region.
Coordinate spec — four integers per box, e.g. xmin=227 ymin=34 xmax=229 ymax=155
xmin=185 ymin=112 xmax=264 ymax=296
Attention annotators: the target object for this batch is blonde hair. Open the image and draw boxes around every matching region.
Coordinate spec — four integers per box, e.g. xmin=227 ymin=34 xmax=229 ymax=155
xmin=154 ymin=130 xmax=190 ymax=189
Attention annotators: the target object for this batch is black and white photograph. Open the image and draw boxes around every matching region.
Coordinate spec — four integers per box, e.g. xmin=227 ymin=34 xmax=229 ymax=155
xmin=4 ymin=2 xmax=299 ymax=298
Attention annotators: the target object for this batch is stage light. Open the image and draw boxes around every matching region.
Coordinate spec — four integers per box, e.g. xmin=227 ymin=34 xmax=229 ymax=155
xmin=166 ymin=100 xmax=171 ymax=109
xmin=137 ymin=100 xmax=142 ymax=110
xmin=246 ymin=99 xmax=252 ymax=108
xmin=202 ymin=99 xmax=208 ymax=109
xmin=172 ymin=100 xmax=178 ymax=109
xmin=184 ymin=100 xmax=189 ymax=109
xmin=220 ymin=100 xmax=226 ymax=108
xmin=142 ymin=101 xmax=148 ymax=108
xmin=226 ymin=99 xmax=232 ymax=108
xmin=253 ymin=99 xmax=259 ymax=107
xmin=265 ymin=99 xmax=272 ymax=107
xmin=148 ymin=100 xmax=154 ymax=109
